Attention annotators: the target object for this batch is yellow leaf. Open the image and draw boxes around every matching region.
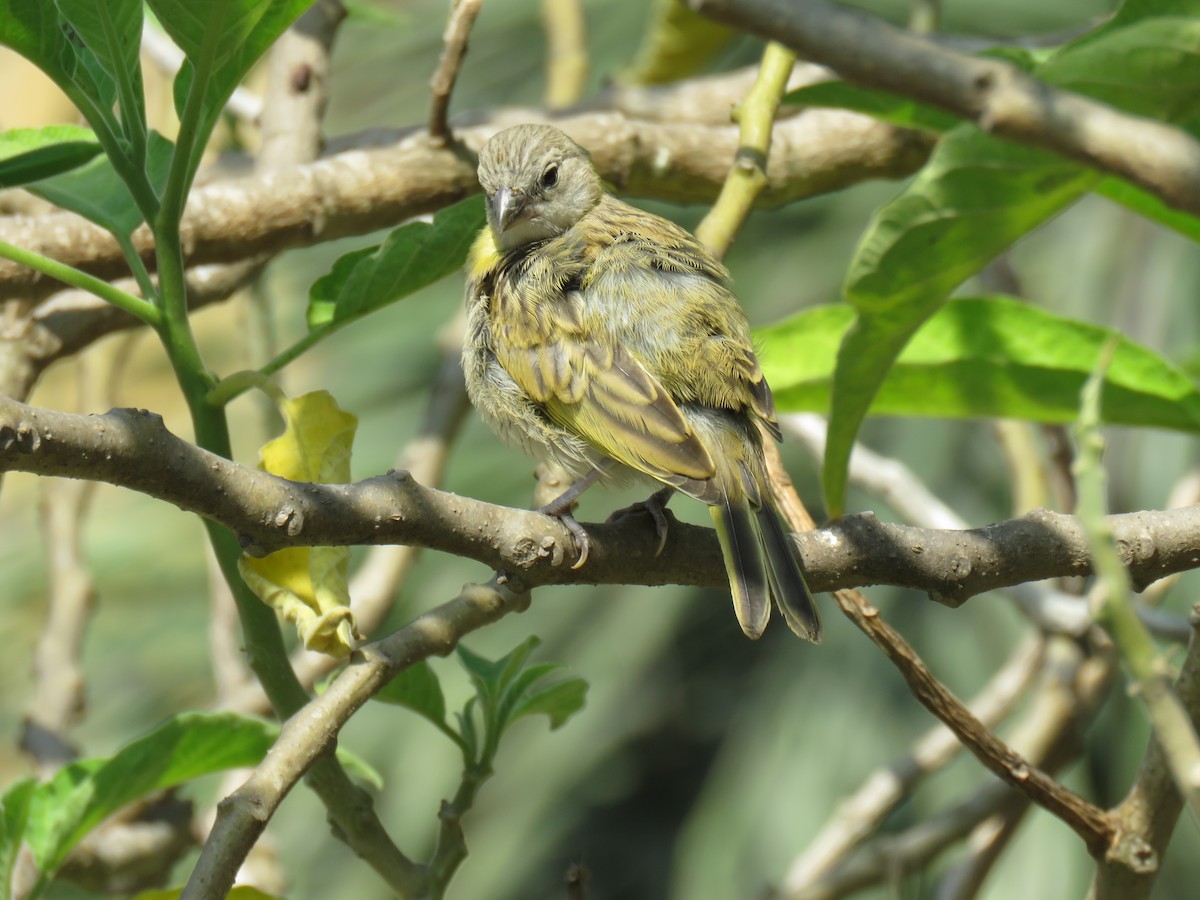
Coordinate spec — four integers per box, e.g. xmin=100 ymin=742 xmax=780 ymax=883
xmin=240 ymin=390 xmax=360 ymax=657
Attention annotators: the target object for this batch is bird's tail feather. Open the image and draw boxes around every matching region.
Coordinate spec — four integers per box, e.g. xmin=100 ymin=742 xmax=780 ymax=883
xmin=711 ymin=501 xmax=771 ymax=639
xmin=757 ymin=502 xmax=822 ymax=643
xmin=711 ymin=499 xmax=822 ymax=643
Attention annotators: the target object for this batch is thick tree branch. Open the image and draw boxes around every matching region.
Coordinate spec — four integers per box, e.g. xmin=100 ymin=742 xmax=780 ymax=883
xmin=3 ymin=398 xmax=1199 ymax=602
xmin=0 ymin=106 xmax=928 ymax=303
xmin=692 ymin=0 xmax=1200 ymax=218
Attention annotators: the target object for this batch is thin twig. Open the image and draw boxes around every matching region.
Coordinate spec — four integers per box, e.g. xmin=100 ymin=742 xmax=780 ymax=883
xmin=1090 ymin=606 xmax=1200 ymax=899
xmin=1074 ymin=344 xmax=1200 ymax=828
xmin=428 ymin=0 xmax=486 ymax=146
xmin=182 ymin=577 xmax=529 ymax=900
xmin=761 ymin=444 xmax=1126 ymax=863
xmin=779 ymin=633 xmax=1045 ymax=890
xmin=695 ymin=41 xmax=795 ymax=255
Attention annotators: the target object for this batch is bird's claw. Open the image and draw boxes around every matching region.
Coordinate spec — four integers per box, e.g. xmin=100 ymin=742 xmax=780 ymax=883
xmin=538 ymin=499 xmax=591 ymax=568
xmin=607 ymin=487 xmax=674 ymax=556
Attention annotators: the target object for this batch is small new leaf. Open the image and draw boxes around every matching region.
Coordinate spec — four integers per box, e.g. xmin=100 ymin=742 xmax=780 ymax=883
xmin=375 ymin=660 xmax=448 ymax=727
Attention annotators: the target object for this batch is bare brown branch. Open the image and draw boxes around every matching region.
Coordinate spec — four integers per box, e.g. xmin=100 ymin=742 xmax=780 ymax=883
xmin=692 ymin=0 xmax=1200 ymax=217
xmin=428 ymin=0 xmax=486 ymax=145
xmin=0 ymin=108 xmax=928 ymax=303
xmin=3 ymin=396 xmax=1200 ymax=608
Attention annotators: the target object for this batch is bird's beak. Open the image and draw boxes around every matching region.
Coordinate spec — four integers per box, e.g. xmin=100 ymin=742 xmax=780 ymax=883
xmin=489 ymin=187 xmax=525 ymax=233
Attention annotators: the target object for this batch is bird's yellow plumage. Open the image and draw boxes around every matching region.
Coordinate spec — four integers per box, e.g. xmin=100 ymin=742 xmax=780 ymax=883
xmin=462 ymin=124 xmax=821 ymax=641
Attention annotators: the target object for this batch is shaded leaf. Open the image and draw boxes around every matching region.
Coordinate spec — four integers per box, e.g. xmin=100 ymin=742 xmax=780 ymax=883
xmin=0 ymin=0 xmax=117 ymax=119
xmin=758 ymin=298 xmax=1200 ymax=432
xmin=308 ymin=195 xmax=485 ymax=330
xmin=134 ymin=886 xmax=284 ymax=900
xmin=375 ymin=661 xmax=448 ymax=727
xmin=782 ymin=81 xmax=959 ymax=133
xmin=509 ymin=678 xmax=588 ymax=731
xmin=27 ymin=130 xmax=174 ymax=240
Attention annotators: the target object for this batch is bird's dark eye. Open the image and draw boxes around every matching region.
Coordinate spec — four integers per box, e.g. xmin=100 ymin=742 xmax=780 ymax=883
xmin=540 ymin=164 xmax=559 ymax=189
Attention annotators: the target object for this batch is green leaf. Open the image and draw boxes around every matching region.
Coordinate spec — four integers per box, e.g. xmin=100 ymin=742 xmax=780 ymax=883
xmin=25 ymin=712 xmax=279 ymax=875
xmin=456 ymin=696 xmax=481 ymax=761
xmin=308 ymin=195 xmax=485 ymax=330
xmin=335 ymin=746 xmax=385 ymax=792
xmin=145 ymin=0 xmax=311 ymax=192
xmin=375 ymin=660 xmax=448 ymax=726
xmin=0 ymin=0 xmax=119 ymax=132
xmin=782 ymin=81 xmax=960 ymax=133
xmin=758 ymin=298 xmax=1200 ymax=432
xmin=1096 ymin=175 xmax=1200 ymax=242
xmin=844 ymin=128 xmax=1093 ymax=313
xmin=1 ymin=778 xmax=35 ymax=900
xmin=456 ymin=636 xmax=540 ymax=711
xmin=0 ymin=127 xmax=102 ymax=188
xmin=27 ymin=131 xmax=174 ymax=240
xmin=1038 ymin=17 xmax=1200 ymax=122
xmin=1108 ymin=0 xmax=1200 ymax=29
xmin=824 ymin=127 xmax=1094 ymax=514
xmin=509 ymin=678 xmax=589 ymax=731
xmin=54 ymin=0 xmax=147 ymax=152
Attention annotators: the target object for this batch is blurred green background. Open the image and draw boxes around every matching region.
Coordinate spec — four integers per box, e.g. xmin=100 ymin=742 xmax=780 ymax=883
xmin=4 ymin=0 xmax=1200 ymax=897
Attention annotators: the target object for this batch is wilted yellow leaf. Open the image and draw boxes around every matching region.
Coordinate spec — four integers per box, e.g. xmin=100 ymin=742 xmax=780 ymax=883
xmin=239 ymin=390 xmax=360 ymax=657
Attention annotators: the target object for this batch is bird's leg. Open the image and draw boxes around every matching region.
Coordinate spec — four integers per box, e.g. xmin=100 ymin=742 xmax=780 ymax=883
xmin=607 ymin=486 xmax=676 ymax=556
xmin=538 ymin=468 xmax=604 ymax=569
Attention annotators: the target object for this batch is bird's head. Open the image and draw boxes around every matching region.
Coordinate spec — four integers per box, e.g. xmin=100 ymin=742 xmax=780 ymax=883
xmin=476 ymin=124 xmax=603 ymax=253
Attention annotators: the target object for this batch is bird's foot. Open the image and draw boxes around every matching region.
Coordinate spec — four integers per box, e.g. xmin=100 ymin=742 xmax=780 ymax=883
xmin=540 ymin=501 xmax=590 ymax=571
xmin=607 ymin=487 xmax=675 ymax=556
xmin=540 ymin=480 xmax=600 ymax=571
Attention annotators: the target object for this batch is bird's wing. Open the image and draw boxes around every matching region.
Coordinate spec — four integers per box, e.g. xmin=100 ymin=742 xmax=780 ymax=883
xmin=496 ymin=318 xmax=718 ymax=487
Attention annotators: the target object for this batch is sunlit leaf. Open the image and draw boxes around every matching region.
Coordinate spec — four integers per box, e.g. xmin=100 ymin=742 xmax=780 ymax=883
xmin=0 ymin=127 xmax=102 ymax=188
xmin=375 ymin=661 xmax=448 ymax=727
xmin=758 ymin=297 xmax=1200 ymax=432
xmin=1 ymin=778 xmax=35 ymax=900
xmin=1038 ymin=17 xmax=1200 ymax=122
xmin=824 ymin=128 xmax=1095 ymax=513
xmin=308 ymin=195 xmax=485 ymax=330
xmin=144 ymin=0 xmax=311 ymax=192
xmin=25 ymin=713 xmax=279 ymax=875
xmin=782 ymin=81 xmax=959 ymax=133
xmin=54 ymin=0 xmax=147 ymax=150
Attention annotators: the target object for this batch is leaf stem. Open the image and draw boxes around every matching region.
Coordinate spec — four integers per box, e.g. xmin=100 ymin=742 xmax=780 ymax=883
xmin=0 ymin=239 xmax=158 ymax=325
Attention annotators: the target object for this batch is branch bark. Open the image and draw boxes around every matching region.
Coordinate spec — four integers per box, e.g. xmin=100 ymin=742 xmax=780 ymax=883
xmin=692 ymin=0 xmax=1200 ymax=217
xmin=3 ymin=397 xmax=1199 ymax=603
xmin=0 ymin=106 xmax=928 ymax=302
